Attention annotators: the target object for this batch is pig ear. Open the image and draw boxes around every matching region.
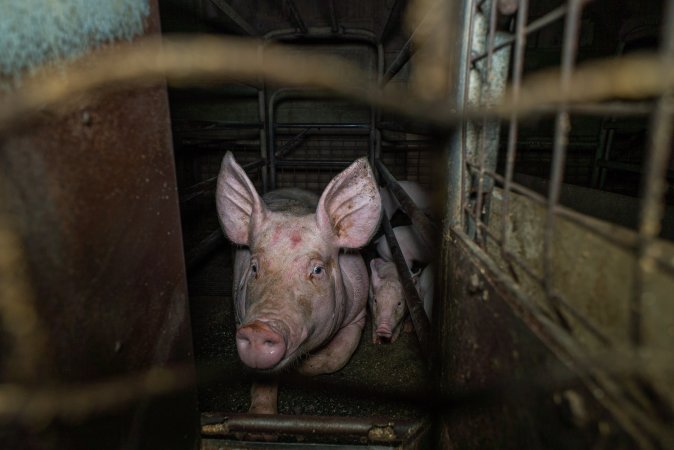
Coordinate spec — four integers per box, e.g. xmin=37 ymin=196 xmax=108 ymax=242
xmin=216 ymin=152 xmax=266 ymax=245
xmin=316 ymin=158 xmax=382 ymax=248
xmin=370 ymin=258 xmax=383 ymax=288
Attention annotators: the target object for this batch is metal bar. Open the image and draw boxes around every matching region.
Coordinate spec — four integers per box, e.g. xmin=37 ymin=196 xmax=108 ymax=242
xmin=328 ymin=0 xmax=338 ymax=33
xmin=382 ymin=38 xmax=414 ymax=84
xmin=202 ymin=413 xmax=425 ymax=443
xmin=264 ymin=27 xmax=379 ymax=45
xmin=472 ymin=4 xmax=568 ymax=63
xmin=209 ymin=0 xmax=258 ymax=36
xmin=472 ymin=0 xmax=499 ymax=244
xmin=380 ymin=213 xmax=432 ymax=362
xmin=631 ymin=0 xmax=674 ymax=347
xmin=186 ymin=229 xmax=226 ymax=272
xmin=375 ymin=159 xmax=437 ymax=250
xmin=501 ymin=0 xmax=529 ymax=248
xmin=275 ymin=127 xmax=312 ymax=158
xmin=274 ymin=123 xmax=371 ymax=129
xmin=543 ymin=0 xmax=584 ymax=302
xmin=282 ymin=0 xmax=308 ymax=34
xmin=274 ymin=159 xmax=353 ymax=169
xmin=467 ymin=165 xmax=674 ymax=277
xmin=379 ymin=0 xmax=405 ymax=43
xmin=180 ymin=159 xmax=266 ymax=205
xmin=451 ymin=228 xmax=666 ymax=448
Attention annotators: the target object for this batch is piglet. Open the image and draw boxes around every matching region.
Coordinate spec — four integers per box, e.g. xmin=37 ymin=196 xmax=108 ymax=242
xmin=380 ymin=181 xmax=432 ymax=220
xmin=369 ymin=258 xmax=406 ymax=344
xmin=216 ymin=152 xmax=381 ymax=415
xmin=375 ymin=225 xmax=431 ymax=270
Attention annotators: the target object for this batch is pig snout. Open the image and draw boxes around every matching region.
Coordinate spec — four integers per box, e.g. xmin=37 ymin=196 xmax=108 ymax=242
xmin=375 ymin=321 xmax=394 ymax=339
xmin=236 ymin=321 xmax=286 ymax=369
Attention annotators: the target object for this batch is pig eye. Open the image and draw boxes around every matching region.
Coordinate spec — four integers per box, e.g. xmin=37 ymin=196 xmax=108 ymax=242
xmin=397 ymin=301 xmax=402 ymax=307
xmin=311 ymin=265 xmax=324 ymax=276
xmin=250 ymin=260 xmax=258 ymax=277
xmin=373 ymin=298 xmax=377 ymax=304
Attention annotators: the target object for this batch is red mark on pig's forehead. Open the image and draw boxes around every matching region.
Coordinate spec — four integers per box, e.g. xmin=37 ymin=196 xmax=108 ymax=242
xmin=290 ymin=231 xmax=302 ymax=247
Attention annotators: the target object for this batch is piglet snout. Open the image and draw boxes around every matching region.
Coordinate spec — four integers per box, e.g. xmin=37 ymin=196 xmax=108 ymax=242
xmin=375 ymin=323 xmax=393 ymax=339
xmin=236 ymin=321 xmax=286 ymax=369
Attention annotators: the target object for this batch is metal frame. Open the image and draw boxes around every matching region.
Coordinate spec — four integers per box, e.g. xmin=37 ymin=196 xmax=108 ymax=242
xmin=444 ymin=0 xmax=674 ymax=447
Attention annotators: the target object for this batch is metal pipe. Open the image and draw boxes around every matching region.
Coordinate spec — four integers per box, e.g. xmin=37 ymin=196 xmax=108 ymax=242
xmin=210 ymin=0 xmax=258 ymax=35
xmin=379 ymin=0 xmax=405 ymax=43
xmin=274 ymin=127 xmax=311 ymax=158
xmin=375 ymin=159 xmax=437 ymax=251
xmin=631 ymin=0 xmax=674 ymax=346
xmin=380 ymin=213 xmax=432 ymax=362
xmin=382 ymin=38 xmax=414 ymax=84
xmin=201 ymin=413 xmax=425 ymax=443
xmin=501 ymin=0 xmax=529 ymax=249
xmin=274 ymin=123 xmax=371 ymax=129
xmin=264 ymin=27 xmax=378 ymax=45
xmin=274 ymin=159 xmax=353 ymax=169
xmin=282 ymin=0 xmax=308 ymax=34
xmin=186 ymin=229 xmax=226 ymax=272
xmin=328 ymin=0 xmax=339 ymax=33
xmin=180 ymin=159 xmax=266 ymax=205
xmin=471 ymin=4 xmax=568 ymax=63
xmin=543 ymin=0 xmax=584 ymax=314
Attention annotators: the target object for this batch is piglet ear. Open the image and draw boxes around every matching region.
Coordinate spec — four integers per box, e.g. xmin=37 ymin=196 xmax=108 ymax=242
xmin=370 ymin=258 xmax=384 ymax=288
xmin=216 ymin=152 xmax=266 ymax=245
xmin=316 ymin=158 xmax=382 ymax=249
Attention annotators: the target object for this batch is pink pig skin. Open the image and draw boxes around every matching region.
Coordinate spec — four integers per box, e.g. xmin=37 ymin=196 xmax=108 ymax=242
xmin=216 ymin=152 xmax=382 ymax=415
xmin=375 ymin=225 xmax=431 ymax=270
xmin=380 ymin=181 xmax=431 ymax=220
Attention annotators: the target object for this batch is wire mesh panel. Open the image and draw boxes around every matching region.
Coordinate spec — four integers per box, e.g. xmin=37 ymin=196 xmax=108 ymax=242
xmin=444 ymin=0 xmax=674 ymax=447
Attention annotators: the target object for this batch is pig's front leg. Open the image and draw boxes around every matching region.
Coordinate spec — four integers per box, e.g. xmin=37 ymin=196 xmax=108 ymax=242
xmin=249 ymin=379 xmax=278 ymax=414
xmin=298 ymin=313 xmax=365 ymax=376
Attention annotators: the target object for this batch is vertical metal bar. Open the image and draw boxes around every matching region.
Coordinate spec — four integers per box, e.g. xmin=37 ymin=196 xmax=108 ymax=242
xmin=631 ymin=0 xmax=674 ymax=346
xmin=257 ymin=47 xmax=269 ymax=194
xmin=543 ymin=0 xmax=584 ymax=298
xmin=269 ymin=93 xmax=278 ymax=190
xmin=328 ymin=0 xmax=338 ymax=33
xmin=501 ymin=0 xmax=529 ymax=248
xmin=473 ymin=0 xmax=499 ymax=244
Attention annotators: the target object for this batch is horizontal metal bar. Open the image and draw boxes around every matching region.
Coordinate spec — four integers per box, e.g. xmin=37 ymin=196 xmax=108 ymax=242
xmin=264 ymin=27 xmax=378 ymax=46
xmin=274 ymin=159 xmax=354 ymax=169
xmin=274 ymin=123 xmax=371 ymax=129
xmin=380 ymin=213 xmax=432 ymax=363
xmin=201 ymin=413 xmax=425 ymax=443
xmin=472 ymin=5 xmax=568 ymax=63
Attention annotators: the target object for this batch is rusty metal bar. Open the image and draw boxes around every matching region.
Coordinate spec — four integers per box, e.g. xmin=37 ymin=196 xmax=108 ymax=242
xmin=274 ymin=127 xmax=312 ymax=158
xmin=501 ymin=0 xmax=529 ymax=249
xmin=543 ymin=0 xmax=584 ymax=306
xmin=471 ymin=4 xmax=568 ymax=63
xmin=210 ymin=0 xmax=258 ymax=35
xmin=201 ymin=413 xmax=426 ymax=443
xmin=282 ymin=0 xmax=308 ymax=34
xmin=630 ymin=0 xmax=674 ymax=347
xmin=380 ymin=213 xmax=432 ymax=362
xmin=374 ymin=159 xmax=437 ymax=250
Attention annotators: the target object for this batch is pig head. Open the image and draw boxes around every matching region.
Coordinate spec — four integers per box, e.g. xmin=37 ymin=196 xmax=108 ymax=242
xmin=369 ymin=258 xmax=407 ymax=344
xmin=216 ymin=152 xmax=382 ymax=374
